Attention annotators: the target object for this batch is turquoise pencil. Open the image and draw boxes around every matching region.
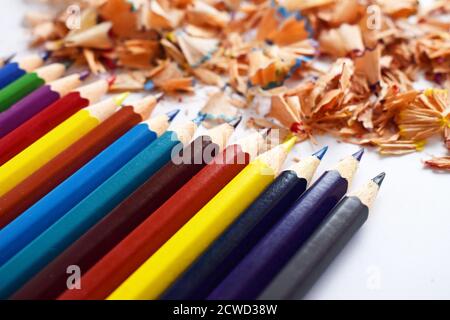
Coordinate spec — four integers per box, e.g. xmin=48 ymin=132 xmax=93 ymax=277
xmin=0 ymin=111 xmax=178 ymax=269
xmin=0 ymin=115 xmax=197 ymax=298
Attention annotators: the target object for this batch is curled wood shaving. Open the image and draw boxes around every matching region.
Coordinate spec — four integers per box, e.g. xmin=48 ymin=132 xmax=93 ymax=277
xmin=25 ymin=0 xmax=450 ymax=170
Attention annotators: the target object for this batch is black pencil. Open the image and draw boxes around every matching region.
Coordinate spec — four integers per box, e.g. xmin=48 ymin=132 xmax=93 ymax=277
xmin=259 ymin=172 xmax=385 ymax=300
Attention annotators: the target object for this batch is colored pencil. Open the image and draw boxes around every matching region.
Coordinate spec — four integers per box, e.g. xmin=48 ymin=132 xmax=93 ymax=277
xmin=259 ymin=173 xmax=385 ymax=300
xmin=0 ymin=53 xmax=16 ymax=68
xmin=0 ymin=62 xmax=67 ymax=112
xmin=0 ymin=111 xmax=176 ymax=278
xmin=0 ymin=116 xmax=195 ymax=299
xmin=0 ymin=52 xmax=50 ymax=90
xmin=0 ymin=79 xmax=109 ymax=166
xmin=207 ymin=149 xmax=364 ymax=300
xmin=0 ymin=95 xmax=157 ymax=229
xmin=0 ymin=71 xmax=89 ymax=139
xmin=162 ymin=147 xmax=328 ymax=300
xmin=0 ymin=53 xmax=15 ymax=68
xmin=59 ymin=130 xmax=266 ymax=300
xmin=107 ymin=138 xmax=295 ymax=300
xmin=14 ymin=120 xmax=238 ymax=299
xmin=0 ymin=92 xmax=126 ymax=198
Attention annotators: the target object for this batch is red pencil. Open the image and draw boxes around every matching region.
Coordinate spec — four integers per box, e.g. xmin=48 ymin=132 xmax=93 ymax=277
xmin=0 ymin=79 xmax=108 ymax=166
xmin=58 ymin=131 xmax=266 ymax=300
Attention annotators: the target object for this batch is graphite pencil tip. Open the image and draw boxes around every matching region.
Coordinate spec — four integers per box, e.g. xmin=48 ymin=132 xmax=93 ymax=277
xmin=312 ymin=146 xmax=328 ymax=160
xmin=228 ymin=116 xmax=242 ymax=128
xmin=40 ymin=50 xmax=52 ymax=61
xmin=372 ymin=172 xmax=386 ymax=187
xmin=166 ymin=109 xmax=180 ymax=122
xmin=61 ymin=59 xmax=74 ymax=69
xmin=192 ymin=113 xmax=207 ymax=125
xmin=4 ymin=53 xmax=16 ymax=64
xmin=155 ymin=92 xmax=164 ymax=102
xmin=352 ymin=148 xmax=365 ymax=161
xmin=79 ymin=70 xmax=91 ymax=81
xmin=261 ymin=128 xmax=272 ymax=138
xmin=282 ymin=136 xmax=297 ymax=152
xmin=114 ymin=92 xmax=130 ymax=106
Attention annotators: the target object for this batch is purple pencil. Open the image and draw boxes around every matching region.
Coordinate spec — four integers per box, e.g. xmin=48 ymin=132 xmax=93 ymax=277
xmin=0 ymin=71 xmax=89 ymax=138
xmin=208 ymin=149 xmax=364 ymax=300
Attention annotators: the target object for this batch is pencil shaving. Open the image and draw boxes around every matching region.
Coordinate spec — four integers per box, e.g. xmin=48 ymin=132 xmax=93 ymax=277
xmin=25 ymin=0 xmax=450 ymax=170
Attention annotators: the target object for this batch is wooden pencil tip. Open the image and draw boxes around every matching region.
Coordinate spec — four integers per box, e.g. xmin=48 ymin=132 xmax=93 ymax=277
xmin=155 ymin=92 xmax=164 ymax=102
xmin=114 ymin=92 xmax=130 ymax=106
xmin=372 ymin=172 xmax=386 ymax=187
xmin=352 ymin=148 xmax=365 ymax=161
xmin=312 ymin=146 xmax=328 ymax=160
xmin=144 ymin=80 xmax=154 ymax=91
xmin=228 ymin=116 xmax=242 ymax=128
xmin=166 ymin=109 xmax=180 ymax=122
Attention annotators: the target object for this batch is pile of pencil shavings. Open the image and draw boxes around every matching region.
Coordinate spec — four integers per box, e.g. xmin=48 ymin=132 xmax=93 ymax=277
xmin=25 ymin=0 xmax=450 ymax=170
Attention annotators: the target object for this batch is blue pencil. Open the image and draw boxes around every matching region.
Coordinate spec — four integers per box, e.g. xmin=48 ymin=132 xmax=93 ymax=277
xmin=0 ymin=52 xmax=50 ymax=90
xmin=0 ymin=115 xmax=198 ymax=298
xmin=0 ymin=111 xmax=178 ymax=268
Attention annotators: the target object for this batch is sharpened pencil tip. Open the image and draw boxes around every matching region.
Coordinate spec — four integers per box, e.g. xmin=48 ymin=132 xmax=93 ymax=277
xmin=144 ymin=80 xmax=155 ymax=91
xmin=192 ymin=113 xmax=206 ymax=125
xmin=61 ymin=59 xmax=74 ymax=69
xmin=261 ymin=128 xmax=271 ymax=138
xmin=352 ymin=148 xmax=365 ymax=161
xmin=282 ymin=136 xmax=297 ymax=152
xmin=114 ymin=92 xmax=130 ymax=106
xmin=40 ymin=50 xmax=51 ymax=61
xmin=79 ymin=70 xmax=91 ymax=81
xmin=312 ymin=146 xmax=328 ymax=160
xmin=166 ymin=109 xmax=180 ymax=122
xmin=372 ymin=172 xmax=386 ymax=187
xmin=155 ymin=92 xmax=164 ymax=102
xmin=228 ymin=116 xmax=242 ymax=128
xmin=4 ymin=53 xmax=16 ymax=64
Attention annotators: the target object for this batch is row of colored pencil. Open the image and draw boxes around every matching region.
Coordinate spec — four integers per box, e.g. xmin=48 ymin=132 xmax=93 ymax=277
xmin=0 ymin=53 xmax=385 ymax=300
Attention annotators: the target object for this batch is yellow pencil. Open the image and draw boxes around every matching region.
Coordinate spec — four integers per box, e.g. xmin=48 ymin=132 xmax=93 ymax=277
xmin=0 ymin=92 xmax=129 ymax=196
xmin=107 ymin=137 xmax=296 ymax=300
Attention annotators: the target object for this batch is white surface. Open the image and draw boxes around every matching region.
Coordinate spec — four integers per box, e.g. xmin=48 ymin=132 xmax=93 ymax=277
xmin=1 ymin=0 xmax=449 ymax=300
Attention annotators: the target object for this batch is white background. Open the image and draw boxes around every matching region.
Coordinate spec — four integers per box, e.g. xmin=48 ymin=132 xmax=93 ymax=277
xmin=1 ymin=0 xmax=448 ymax=299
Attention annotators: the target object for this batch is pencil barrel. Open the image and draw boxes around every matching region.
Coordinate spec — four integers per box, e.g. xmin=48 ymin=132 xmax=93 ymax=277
xmin=13 ymin=136 xmax=217 ymax=300
xmin=0 ymin=92 xmax=89 ymax=167
xmin=0 ymin=85 xmax=60 ymax=138
xmin=0 ymin=63 xmax=26 ymax=90
xmin=259 ymin=196 xmax=368 ymax=300
xmin=208 ymin=170 xmax=348 ymax=300
xmin=0 ymin=72 xmax=44 ymax=111
xmin=162 ymin=170 xmax=307 ymax=300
